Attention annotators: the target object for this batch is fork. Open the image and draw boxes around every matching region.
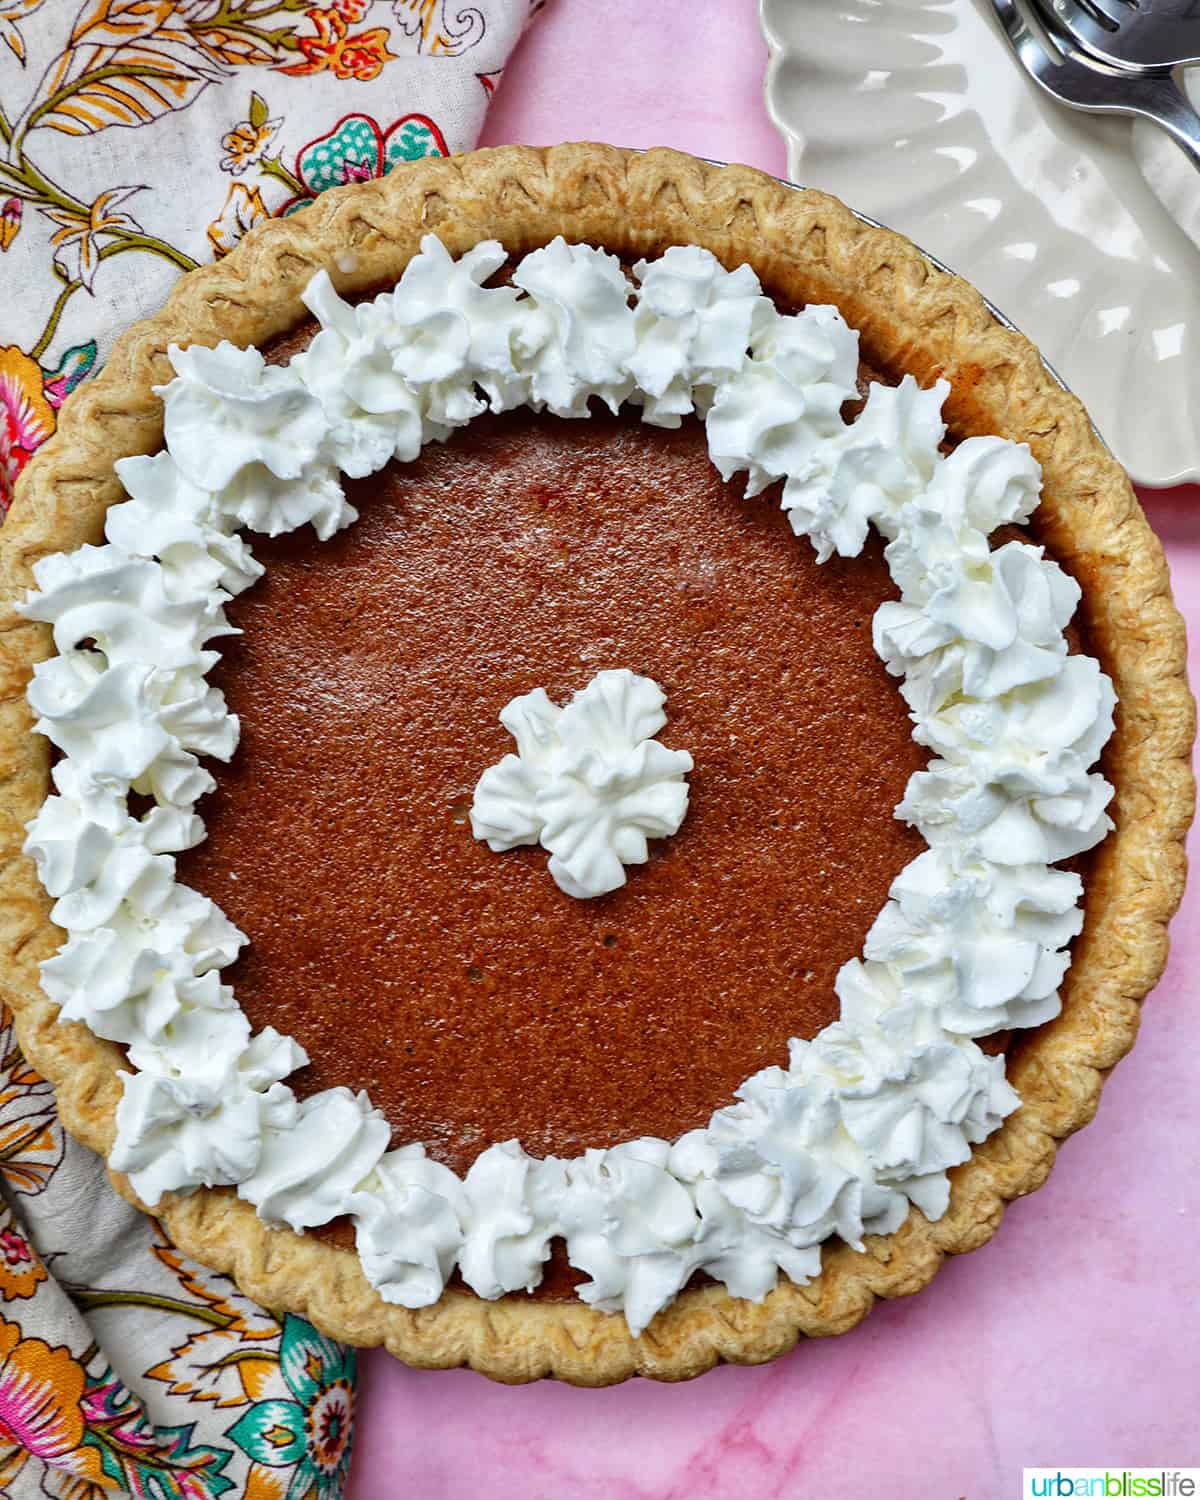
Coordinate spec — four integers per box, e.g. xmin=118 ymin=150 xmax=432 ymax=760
xmin=989 ymin=0 xmax=1200 ymax=171
xmin=1036 ymin=0 xmax=1200 ymax=71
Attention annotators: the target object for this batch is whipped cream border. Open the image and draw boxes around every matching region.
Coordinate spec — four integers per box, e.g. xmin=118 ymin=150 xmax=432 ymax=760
xmin=19 ymin=235 xmax=1116 ymax=1336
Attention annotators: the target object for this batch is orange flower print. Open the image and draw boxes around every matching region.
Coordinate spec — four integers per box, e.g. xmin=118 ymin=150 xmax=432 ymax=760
xmin=0 ymin=197 xmax=19 ymax=252
xmin=208 ymin=182 xmax=269 ymax=259
xmin=243 ymin=1464 xmax=290 ymax=1500
xmin=221 ymin=119 xmax=281 ymax=176
xmin=41 ymin=187 xmax=143 ymax=293
xmin=147 ymin=1234 xmax=285 ymax=1408
xmin=151 ymin=1234 xmax=280 ymax=1337
xmin=0 ymin=1221 xmax=46 ymax=1301
xmin=335 ymin=32 xmax=392 ymax=79
xmin=0 ymin=0 xmax=46 ymax=65
xmin=279 ymin=5 xmax=397 ymax=80
xmin=0 ymin=1315 xmax=93 ymax=1492
xmin=0 ymin=1005 xmax=65 ymax=1196
xmin=220 ymin=91 xmax=281 ymax=176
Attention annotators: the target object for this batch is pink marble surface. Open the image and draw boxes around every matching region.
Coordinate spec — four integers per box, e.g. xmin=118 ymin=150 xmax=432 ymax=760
xmin=347 ymin=3 xmax=1200 ymax=1493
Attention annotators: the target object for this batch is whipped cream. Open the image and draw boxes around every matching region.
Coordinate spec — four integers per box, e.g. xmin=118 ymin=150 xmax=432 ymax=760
xmin=780 ymin=375 xmax=948 ymax=561
xmin=469 ymin=668 xmax=693 ymax=899
xmin=807 ymin=991 xmax=1019 ymax=1190
xmin=108 ymin=453 xmax=264 ymax=604
xmin=629 ymin=246 xmax=772 ymax=426
xmin=157 ymin=342 xmax=324 ymax=493
xmin=875 ymin=541 xmax=1079 ymax=718
xmin=860 ymin=847 xmax=1084 ymax=1035
xmin=511 ymin=237 xmax=636 ymax=417
xmin=458 ymin=1142 xmax=566 ymax=1299
xmin=110 ymin=1027 xmax=306 ymax=1207
xmin=705 ymin=302 xmax=859 ymax=496
xmin=38 ymin=869 xmax=244 ymax=1051
xmin=669 ymin=1131 xmax=832 ymax=1304
xmin=20 ymin=235 xmax=1116 ymax=1337
xmin=560 ymin=1138 xmax=704 ymax=1332
xmin=704 ymin=1065 xmax=910 ymax=1248
xmin=239 ymin=1086 xmax=390 ymax=1233
xmin=349 ymin=1145 xmax=467 ymax=1308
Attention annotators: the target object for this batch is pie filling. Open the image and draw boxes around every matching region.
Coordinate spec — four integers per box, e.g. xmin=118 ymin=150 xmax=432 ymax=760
xmin=180 ymin=407 xmax=926 ymax=1173
xmin=18 ymin=236 xmax=1117 ymax=1334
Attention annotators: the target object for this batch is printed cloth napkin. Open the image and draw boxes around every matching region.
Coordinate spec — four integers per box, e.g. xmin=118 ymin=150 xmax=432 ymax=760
xmin=0 ymin=2 xmax=537 ymax=1495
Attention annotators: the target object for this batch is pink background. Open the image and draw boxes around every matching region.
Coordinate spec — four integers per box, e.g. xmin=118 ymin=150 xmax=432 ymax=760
xmin=348 ymin=3 xmax=1200 ymax=1493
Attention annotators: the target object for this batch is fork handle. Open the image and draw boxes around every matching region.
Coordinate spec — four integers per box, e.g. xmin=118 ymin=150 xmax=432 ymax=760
xmin=1122 ymin=73 xmax=1200 ymax=173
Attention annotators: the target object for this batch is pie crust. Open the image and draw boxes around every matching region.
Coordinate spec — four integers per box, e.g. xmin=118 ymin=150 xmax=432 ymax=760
xmin=0 ymin=144 xmax=1191 ymax=1386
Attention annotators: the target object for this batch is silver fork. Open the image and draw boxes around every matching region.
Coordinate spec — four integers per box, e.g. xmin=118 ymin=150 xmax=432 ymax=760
xmin=1036 ymin=0 xmax=1200 ymax=71
xmin=989 ymin=0 xmax=1200 ymax=171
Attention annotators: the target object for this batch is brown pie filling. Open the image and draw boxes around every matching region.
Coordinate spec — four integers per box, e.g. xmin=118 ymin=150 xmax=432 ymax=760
xmin=179 ymin=400 xmax=929 ymax=1173
xmin=174 ymin=294 xmax=1083 ymax=1297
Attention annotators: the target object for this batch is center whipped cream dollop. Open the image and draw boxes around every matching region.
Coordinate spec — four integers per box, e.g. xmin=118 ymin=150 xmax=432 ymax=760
xmin=19 ymin=233 xmax=1116 ymax=1337
xmin=469 ymin=668 xmax=693 ymax=899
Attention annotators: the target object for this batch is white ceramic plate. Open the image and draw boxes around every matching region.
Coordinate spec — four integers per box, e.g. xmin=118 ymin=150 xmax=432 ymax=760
xmin=760 ymin=0 xmax=1200 ymax=488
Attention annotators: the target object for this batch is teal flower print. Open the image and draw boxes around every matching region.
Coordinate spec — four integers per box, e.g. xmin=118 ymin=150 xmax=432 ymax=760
xmin=226 ymin=1316 xmax=355 ymax=1500
xmin=279 ymin=111 xmax=448 ymax=215
xmin=80 ymin=1367 xmax=236 ymax=1498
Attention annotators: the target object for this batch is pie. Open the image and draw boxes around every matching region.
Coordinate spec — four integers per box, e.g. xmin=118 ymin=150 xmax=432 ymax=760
xmin=0 ymin=144 xmax=1191 ymax=1386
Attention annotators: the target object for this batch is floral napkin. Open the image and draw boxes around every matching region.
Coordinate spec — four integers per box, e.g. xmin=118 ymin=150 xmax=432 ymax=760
xmin=0 ymin=0 xmax=540 ymax=511
xmin=0 ymin=2 xmax=538 ymax=1495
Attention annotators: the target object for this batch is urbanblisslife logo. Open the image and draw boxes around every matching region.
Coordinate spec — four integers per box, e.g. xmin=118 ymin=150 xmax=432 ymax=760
xmin=1024 ymin=1472 xmax=1200 ymax=1498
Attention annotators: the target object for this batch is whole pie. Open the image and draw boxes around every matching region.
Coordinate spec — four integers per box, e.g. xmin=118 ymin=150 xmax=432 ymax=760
xmin=0 ymin=144 xmax=1192 ymax=1386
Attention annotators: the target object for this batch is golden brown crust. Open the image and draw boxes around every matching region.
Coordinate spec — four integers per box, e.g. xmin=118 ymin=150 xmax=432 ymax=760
xmin=0 ymin=144 xmax=1191 ymax=1386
